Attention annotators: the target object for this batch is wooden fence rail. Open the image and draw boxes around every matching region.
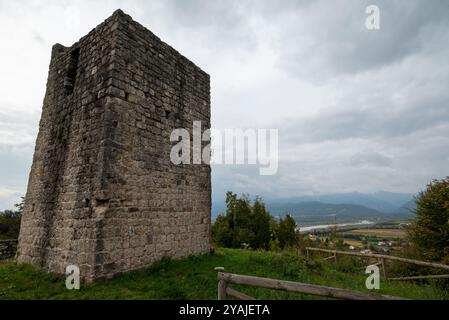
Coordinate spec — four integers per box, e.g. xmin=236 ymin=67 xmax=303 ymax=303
xmin=305 ymin=247 xmax=449 ymax=281
xmin=217 ymin=272 xmax=406 ymax=300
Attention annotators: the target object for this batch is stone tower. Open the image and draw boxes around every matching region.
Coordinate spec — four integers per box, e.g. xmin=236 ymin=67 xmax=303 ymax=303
xmin=16 ymin=10 xmax=211 ymax=281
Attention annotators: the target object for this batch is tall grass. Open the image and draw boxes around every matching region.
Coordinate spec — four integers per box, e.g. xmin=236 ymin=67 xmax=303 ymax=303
xmin=1 ymin=248 xmax=448 ymax=300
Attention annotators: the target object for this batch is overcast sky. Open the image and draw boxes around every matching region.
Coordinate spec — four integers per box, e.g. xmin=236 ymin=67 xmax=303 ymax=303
xmin=0 ymin=0 xmax=448 ymax=209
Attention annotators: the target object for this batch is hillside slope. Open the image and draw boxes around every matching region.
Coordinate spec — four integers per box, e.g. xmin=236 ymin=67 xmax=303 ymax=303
xmin=0 ymin=248 xmax=447 ymax=300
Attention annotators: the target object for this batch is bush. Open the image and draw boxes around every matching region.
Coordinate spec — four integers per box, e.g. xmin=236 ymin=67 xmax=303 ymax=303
xmin=0 ymin=211 xmax=22 ymax=240
xmin=255 ymin=251 xmax=308 ymax=278
xmin=276 ymin=215 xmax=298 ymax=249
xmin=333 ymin=256 xmax=364 ymax=273
xmin=212 ymin=192 xmax=277 ymax=250
xmin=407 ymin=177 xmax=449 ymax=263
xmin=212 ymin=192 xmax=302 ymax=251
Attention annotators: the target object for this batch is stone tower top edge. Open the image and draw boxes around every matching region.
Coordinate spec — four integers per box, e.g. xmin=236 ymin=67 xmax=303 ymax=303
xmin=50 ymin=9 xmax=210 ymax=80
xmin=111 ymin=9 xmax=210 ymax=79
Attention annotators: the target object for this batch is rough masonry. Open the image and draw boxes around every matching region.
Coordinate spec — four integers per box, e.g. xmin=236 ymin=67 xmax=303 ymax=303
xmin=16 ymin=10 xmax=211 ymax=281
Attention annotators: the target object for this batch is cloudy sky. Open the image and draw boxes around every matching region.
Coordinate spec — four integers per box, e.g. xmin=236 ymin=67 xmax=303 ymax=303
xmin=0 ymin=0 xmax=448 ymax=209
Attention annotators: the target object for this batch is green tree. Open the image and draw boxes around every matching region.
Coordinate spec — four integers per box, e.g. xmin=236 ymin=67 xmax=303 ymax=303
xmin=0 ymin=197 xmax=24 ymax=240
xmin=14 ymin=196 xmax=25 ymax=214
xmin=212 ymin=192 xmax=274 ymax=250
xmin=249 ymin=197 xmax=272 ymax=250
xmin=211 ymin=214 xmax=233 ymax=247
xmin=407 ymin=177 xmax=449 ymax=262
xmin=228 ymin=193 xmax=254 ymax=248
xmin=277 ymin=214 xmax=298 ymax=249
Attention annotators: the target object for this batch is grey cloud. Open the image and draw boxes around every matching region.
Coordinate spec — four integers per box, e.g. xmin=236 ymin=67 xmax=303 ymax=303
xmin=280 ymin=51 xmax=449 ymax=145
xmin=286 ymin=102 xmax=449 ymax=144
xmin=0 ymin=144 xmax=33 ymax=210
xmin=0 ymin=106 xmax=37 ymax=209
xmin=276 ymin=0 xmax=449 ymax=79
xmin=134 ymin=0 xmax=258 ymax=52
xmin=1 ymin=0 xmax=449 ymax=207
xmin=0 ymin=106 xmax=39 ymax=145
xmin=349 ymin=151 xmax=393 ymax=168
xmin=33 ymin=32 xmax=45 ymax=44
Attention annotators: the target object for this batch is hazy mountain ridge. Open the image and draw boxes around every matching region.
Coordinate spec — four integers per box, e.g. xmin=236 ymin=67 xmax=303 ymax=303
xmin=266 ymin=192 xmax=415 ymax=213
xmin=267 ymin=201 xmax=385 ymax=218
xmin=212 ymin=192 xmax=416 ymax=218
xmin=394 ymin=199 xmax=417 ymax=215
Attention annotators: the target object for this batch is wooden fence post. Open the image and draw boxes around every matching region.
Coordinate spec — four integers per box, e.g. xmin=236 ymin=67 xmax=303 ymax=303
xmin=381 ymin=258 xmax=387 ymax=280
xmin=218 ymin=278 xmax=228 ymax=300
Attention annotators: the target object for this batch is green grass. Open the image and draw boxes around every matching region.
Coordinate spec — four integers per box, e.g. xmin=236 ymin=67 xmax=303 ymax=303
xmin=1 ymin=248 xmax=448 ymax=300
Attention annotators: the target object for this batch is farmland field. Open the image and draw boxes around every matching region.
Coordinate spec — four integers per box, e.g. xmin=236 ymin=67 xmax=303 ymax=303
xmin=344 ymin=228 xmax=406 ymax=239
xmin=343 ymin=239 xmax=364 ymax=247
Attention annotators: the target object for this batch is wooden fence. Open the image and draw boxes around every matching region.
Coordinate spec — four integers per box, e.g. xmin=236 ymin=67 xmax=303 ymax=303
xmin=0 ymin=239 xmax=18 ymax=260
xmin=217 ymin=272 xmax=406 ymax=300
xmin=306 ymin=247 xmax=449 ymax=281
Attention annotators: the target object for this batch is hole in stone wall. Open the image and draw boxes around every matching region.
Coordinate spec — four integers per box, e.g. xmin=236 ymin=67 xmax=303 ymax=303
xmin=64 ymin=48 xmax=80 ymax=94
xmin=125 ymin=92 xmax=129 ymax=101
xmin=146 ymin=233 xmax=153 ymax=244
xmin=84 ymin=198 xmax=90 ymax=208
xmin=95 ymin=198 xmax=109 ymax=207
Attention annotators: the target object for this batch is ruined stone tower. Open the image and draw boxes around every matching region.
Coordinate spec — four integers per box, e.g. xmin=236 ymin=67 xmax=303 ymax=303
xmin=16 ymin=10 xmax=211 ymax=281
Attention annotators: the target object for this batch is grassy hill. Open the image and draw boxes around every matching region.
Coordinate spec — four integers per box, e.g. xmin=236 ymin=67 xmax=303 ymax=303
xmin=1 ymin=248 xmax=448 ymax=300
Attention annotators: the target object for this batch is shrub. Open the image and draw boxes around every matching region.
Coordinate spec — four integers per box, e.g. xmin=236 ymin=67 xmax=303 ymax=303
xmin=407 ymin=177 xmax=449 ymax=263
xmin=212 ymin=192 xmax=277 ymax=250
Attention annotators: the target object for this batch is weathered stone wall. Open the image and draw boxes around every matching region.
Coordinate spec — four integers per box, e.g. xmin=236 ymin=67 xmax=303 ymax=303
xmin=16 ymin=10 xmax=211 ymax=281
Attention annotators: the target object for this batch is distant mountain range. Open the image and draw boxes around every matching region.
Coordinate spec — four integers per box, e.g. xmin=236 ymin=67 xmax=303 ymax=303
xmin=212 ymin=191 xmax=416 ymax=219
xmin=393 ymin=199 xmax=417 ymax=215
xmin=268 ymin=201 xmax=386 ymax=218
